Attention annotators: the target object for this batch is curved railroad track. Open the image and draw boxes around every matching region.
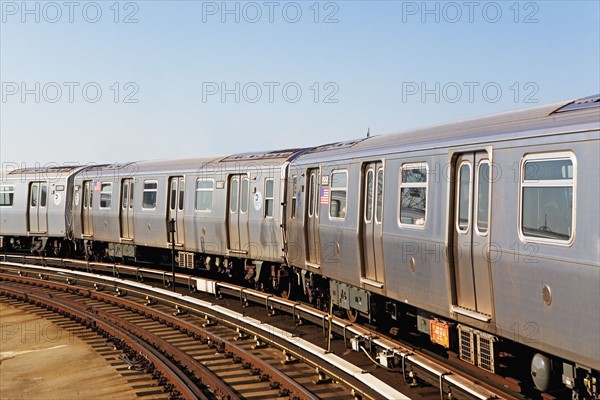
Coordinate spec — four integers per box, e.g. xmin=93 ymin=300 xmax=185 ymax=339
xmin=1 ymin=254 xmax=528 ymax=400
xmin=0 ymin=275 xmax=356 ymax=399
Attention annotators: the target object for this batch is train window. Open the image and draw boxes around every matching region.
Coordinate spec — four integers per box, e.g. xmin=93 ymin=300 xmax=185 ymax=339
xmin=0 ymin=185 xmax=14 ymax=206
xmin=170 ymin=180 xmax=177 ymax=210
xmin=122 ymin=182 xmax=129 ymax=209
xmin=457 ymin=163 xmax=471 ymax=232
xmin=83 ymin=183 xmax=89 ymax=208
xmin=143 ymin=181 xmax=158 ymax=209
xmin=476 ymin=161 xmax=490 ymax=234
xmin=308 ymin=174 xmax=315 ymax=217
xmin=195 ymin=179 xmax=214 ymax=211
xmin=520 ymin=153 xmax=575 ymax=244
xmin=40 ymin=184 xmax=48 ymax=208
xmin=375 ymin=168 xmax=384 ymax=224
xmin=330 ymin=171 xmax=347 ymax=219
xmin=230 ymin=178 xmax=239 ymax=213
xmin=399 ymin=163 xmax=428 ymax=227
xmin=364 ymin=169 xmax=374 ymax=223
xmin=265 ymin=178 xmax=274 ymax=218
xmin=241 ymin=178 xmax=249 ymax=214
xmin=100 ymin=183 xmax=112 ymax=208
xmin=291 ymin=176 xmax=297 ymax=219
xmin=31 ymin=184 xmax=38 ymax=207
xmin=178 ymin=178 xmax=185 ymax=211
xmin=129 ymin=183 xmax=134 ymax=209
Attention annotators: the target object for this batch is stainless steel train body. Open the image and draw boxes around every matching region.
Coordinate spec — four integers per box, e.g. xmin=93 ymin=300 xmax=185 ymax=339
xmin=0 ymin=166 xmax=83 ymax=252
xmin=69 ymin=151 xmax=294 ymax=268
xmin=1 ymin=96 xmax=598 ymax=396
xmin=286 ymin=99 xmax=600 ymax=385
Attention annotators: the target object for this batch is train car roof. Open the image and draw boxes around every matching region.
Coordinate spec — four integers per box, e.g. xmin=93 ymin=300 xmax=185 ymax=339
xmin=122 ymin=149 xmax=311 ymax=173
xmin=1 ymin=165 xmax=91 ymax=182
xmin=77 ymin=149 xmax=309 ymax=178
xmin=6 ymin=165 xmax=85 ymax=174
xmin=76 ymin=157 xmax=223 ymax=177
xmin=299 ymin=95 xmax=600 ymax=161
xmin=218 ymin=148 xmax=305 ymax=162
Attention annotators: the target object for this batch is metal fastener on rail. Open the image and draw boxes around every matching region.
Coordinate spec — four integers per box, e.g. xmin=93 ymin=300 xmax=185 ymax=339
xmin=202 ymin=314 xmax=216 ymax=327
xmin=234 ymin=326 xmax=248 ymax=341
xmin=440 ymin=371 xmax=452 ymax=400
xmin=252 ymin=335 xmax=267 ymax=350
xmin=281 ymin=349 xmax=297 ymax=365
xmin=313 ymin=367 xmax=332 ymax=384
xmin=292 ymin=302 xmax=301 ymax=325
xmin=240 ymin=287 xmax=249 ymax=307
xmin=402 ymin=351 xmax=415 ymax=384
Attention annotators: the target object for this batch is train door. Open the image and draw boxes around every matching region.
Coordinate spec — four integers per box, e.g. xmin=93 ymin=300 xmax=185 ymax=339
xmin=360 ymin=162 xmax=385 ymax=283
xmin=81 ymin=180 xmax=93 ymax=236
xmin=120 ymin=178 xmax=134 ymax=239
xmin=305 ymin=168 xmax=321 ymax=266
xmin=167 ymin=177 xmax=185 ymax=245
xmin=452 ymin=152 xmax=493 ymax=317
xmin=28 ymin=182 xmax=48 ymax=233
xmin=227 ymin=174 xmax=250 ymax=253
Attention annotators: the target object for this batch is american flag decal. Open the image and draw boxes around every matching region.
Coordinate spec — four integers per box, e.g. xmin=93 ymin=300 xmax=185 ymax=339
xmin=320 ymin=187 xmax=329 ymax=205
xmin=94 ymin=181 xmax=101 ymax=191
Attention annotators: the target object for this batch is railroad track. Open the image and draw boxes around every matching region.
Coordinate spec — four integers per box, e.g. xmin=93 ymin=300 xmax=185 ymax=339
xmin=1 ymin=254 xmax=522 ymax=399
xmin=0 ymin=275 xmax=350 ymax=399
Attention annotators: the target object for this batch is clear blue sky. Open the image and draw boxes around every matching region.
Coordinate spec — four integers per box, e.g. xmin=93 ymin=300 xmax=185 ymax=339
xmin=1 ymin=0 xmax=599 ymax=166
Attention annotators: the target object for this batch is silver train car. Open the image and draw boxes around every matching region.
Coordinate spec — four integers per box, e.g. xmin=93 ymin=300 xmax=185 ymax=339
xmin=286 ymin=95 xmax=599 ymax=396
xmin=0 ymin=165 xmax=83 ymax=254
xmin=1 ymin=95 xmax=599 ymax=398
xmin=68 ymin=151 xmax=298 ymax=281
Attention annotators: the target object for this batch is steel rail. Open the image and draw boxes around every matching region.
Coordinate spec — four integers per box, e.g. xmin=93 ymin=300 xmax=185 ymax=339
xmin=1 ymin=255 xmax=516 ymax=399
xmin=0 ymin=284 xmax=208 ymax=400
xmin=0 ymin=272 xmax=319 ymax=400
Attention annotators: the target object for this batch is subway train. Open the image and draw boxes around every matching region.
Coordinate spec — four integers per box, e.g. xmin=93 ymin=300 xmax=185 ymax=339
xmin=1 ymin=95 xmax=599 ymax=398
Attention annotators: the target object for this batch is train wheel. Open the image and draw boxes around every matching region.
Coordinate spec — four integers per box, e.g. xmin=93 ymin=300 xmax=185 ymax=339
xmin=346 ymin=309 xmax=359 ymax=323
xmin=276 ymin=266 xmax=295 ymax=300
xmin=280 ymin=280 xmax=292 ymax=299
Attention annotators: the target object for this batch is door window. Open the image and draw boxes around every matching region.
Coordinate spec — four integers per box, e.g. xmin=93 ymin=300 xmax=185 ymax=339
xmin=40 ymin=184 xmax=48 ymax=207
xmin=457 ymin=163 xmax=471 ymax=232
xmin=31 ymin=184 xmax=38 ymax=207
xmin=476 ymin=162 xmax=490 ymax=234
xmin=364 ymin=169 xmax=374 ymax=223
xmin=230 ymin=178 xmax=239 ymax=213
xmin=375 ymin=168 xmax=384 ymax=224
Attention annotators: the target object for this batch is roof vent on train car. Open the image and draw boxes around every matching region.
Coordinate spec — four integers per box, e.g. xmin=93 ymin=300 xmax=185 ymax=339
xmin=105 ymin=162 xmax=138 ymax=170
xmin=551 ymin=94 xmax=600 ymax=114
xmin=220 ymin=149 xmax=301 ymax=162
xmin=7 ymin=166 xmax=82 ymax=175
xmin=309 ymin=138 xmax=370 ymax=153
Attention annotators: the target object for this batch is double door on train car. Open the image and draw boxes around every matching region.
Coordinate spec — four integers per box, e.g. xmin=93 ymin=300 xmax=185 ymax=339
xmin=81 ymin=180 xmax=94 ymax=236
xmin=167 ymin=177 xmax=185 ymax=246
xmin=305 ymin=168 xmax=321 ymax=266
xmin=360 ymin=162 xmax=385 ymax=284
xmin=120 ymin=178 xmax=134 ymax=240
xmin=28 ymin=182 xmax=48 ymax=233
xmin=451 ymin=151 xmax=493 ymax=318
xmin=227 ymin=174 xmax=250 ymax=253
